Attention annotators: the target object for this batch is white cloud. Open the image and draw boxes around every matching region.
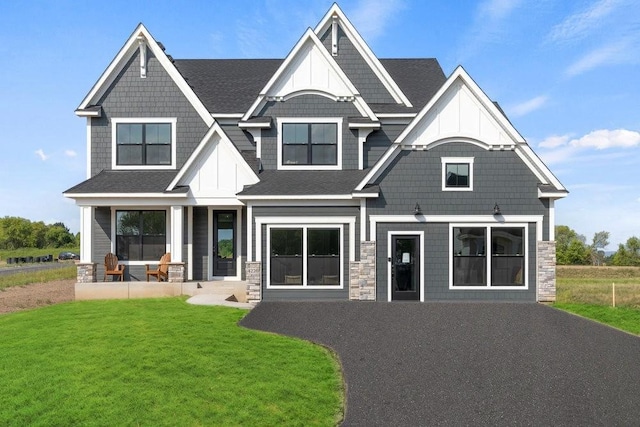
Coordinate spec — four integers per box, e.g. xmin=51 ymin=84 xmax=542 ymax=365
xmin=569 ymin=129 xmax=640 ymax=149
xmin=35 ymin=149 xmax=49 ymax=161
xmin=509 ymin=95 xmax=548 ymax=117
xmin=478 ymin=0 xmax=523 ymax=22
xmin=565 ymin=38 xmax=632 ymax=76
xmin=548 ymin=0 xmax=620 ymax=43
xmin=65 ymin=149 xmax=77 ymax=157
xmin=539 ymin=134 xmax=571 ymax=148
xmin=350 ymin=0 xmax=406 ymax=41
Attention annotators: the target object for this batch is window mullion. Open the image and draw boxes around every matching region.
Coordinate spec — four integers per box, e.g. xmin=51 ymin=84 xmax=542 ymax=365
xmin=486 ymin=226 xmax=491 ymax=287
xmin=302 ymin=226 xmax=308 ymax=286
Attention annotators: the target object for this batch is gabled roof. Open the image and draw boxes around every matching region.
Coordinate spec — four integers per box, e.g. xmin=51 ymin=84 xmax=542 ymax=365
xmin=241 ymin=28 xmax=376 ymax=121
xmin=356 ymin=66 xmax=567 ymax=195
xmin=314 ymin=3 xmax=412 ymax=107
xmin=76 ymin=23 xmax=213 ymax=127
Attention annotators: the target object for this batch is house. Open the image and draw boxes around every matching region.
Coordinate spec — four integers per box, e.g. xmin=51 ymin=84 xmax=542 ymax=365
xmin=64 ymin=4 xmax=567 ymax=303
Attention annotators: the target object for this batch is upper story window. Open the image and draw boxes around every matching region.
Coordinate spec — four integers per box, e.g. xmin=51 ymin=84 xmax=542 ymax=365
xmin=112 ymin=118 xmax=177 ymax=169
xmin=441 ymin=157 xmax=474 ymax=191
xmin=277 ymin=118 xmax=342 ymax=170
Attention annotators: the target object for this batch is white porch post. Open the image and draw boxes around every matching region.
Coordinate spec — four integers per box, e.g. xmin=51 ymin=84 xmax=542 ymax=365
xmin=170 ymin=206 xmax=184 ymax=262
xmin=79 ymin=206 xmax=94 ymax=263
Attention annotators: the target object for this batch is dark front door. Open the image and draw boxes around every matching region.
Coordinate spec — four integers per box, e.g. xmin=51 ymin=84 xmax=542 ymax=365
xmin=213 ymin=211 xmax=236 ymax=277
xmin=391 ymin=235 xmax=420 ymax=301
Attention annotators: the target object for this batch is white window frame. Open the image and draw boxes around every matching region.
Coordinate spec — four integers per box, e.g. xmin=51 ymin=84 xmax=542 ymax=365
xmin=449 ymin=223 xmax=528 ymax=290
xmin=112 ymin=117 xmax=177 ymax=170
xmin=266 ymin=224 xmax=344 ymax=289
xmin=277 ymin=117 xmax=343 ymax=170
xmin=441 ymin=157 xmax=474 ymax=191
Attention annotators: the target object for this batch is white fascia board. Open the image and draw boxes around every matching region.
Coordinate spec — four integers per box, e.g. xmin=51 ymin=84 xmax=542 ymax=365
xmin=238 ymin=194 xmax=355 ymax=201
xmin=377 ymin=113 xmax=417 ymax=119
xmin=166 ymin=121 xmax=259 ymax=191
xmin=212 ymin=113 xmax=243 ymax=119
xmin=314 ymin=4 xmax=412 ymax=107
xmin=348 ymin=121 xmax=381 ymax=129
xmin=77 ymin=24 xmax=213 ymax=127
xmin=247 ymin=199 xmax=359 ymax=207
xmin=351 ymin=192 xmax=379 ymax=198
xmin=520 ymin=144 xmax=567 ymax=191
xmin=538 ymin=189 xmax=568 ymax=199
xmin=238 ymin=122 xmax=271 ymax=129
xmin=75 ymin=109 xmax=101 ymax=117
xmin=396 ymin=66 xmax=525 ymax=146
xmin=64 ymin=193 xmax=186 ymax=199
xmin=241 ymin=28 xmax=376 ymax=121
xmin=354 ymin=143 xmax=401 ymax=191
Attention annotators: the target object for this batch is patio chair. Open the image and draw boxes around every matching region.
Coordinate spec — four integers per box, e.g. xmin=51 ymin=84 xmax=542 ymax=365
xmin=104 ymin=253 xmax=125 ymax=282
xmin=146 ymin=253 xmax=171 ymax=282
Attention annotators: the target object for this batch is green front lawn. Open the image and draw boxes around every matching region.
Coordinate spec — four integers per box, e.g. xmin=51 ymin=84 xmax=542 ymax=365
xmin=553 ymin=303 xmax=640 ymax=335
xmin=0 ymin=299 xmax=344 ymax=426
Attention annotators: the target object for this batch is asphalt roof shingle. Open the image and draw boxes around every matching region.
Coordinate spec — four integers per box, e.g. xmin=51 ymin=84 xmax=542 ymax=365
xmin=238 ymin=170 xmax=372 ymax=197
xmin=64 ymin=170 xmax=185 ymax=194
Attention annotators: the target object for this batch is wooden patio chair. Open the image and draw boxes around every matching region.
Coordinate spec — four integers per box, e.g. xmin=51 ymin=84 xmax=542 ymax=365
xmin=104 ymin=253 xmax=124 ymax=282
xmin=146 ymin=253 xmax=171 ymax=282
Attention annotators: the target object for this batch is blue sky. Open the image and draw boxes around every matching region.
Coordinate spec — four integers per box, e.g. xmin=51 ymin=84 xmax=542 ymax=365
xmin=0 ymin=0 xmax=638 ymax=249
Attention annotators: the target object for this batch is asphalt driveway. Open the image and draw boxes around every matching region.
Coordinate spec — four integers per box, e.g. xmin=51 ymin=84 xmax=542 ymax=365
xmin=240 ymin=302 xmax=640 ymax=426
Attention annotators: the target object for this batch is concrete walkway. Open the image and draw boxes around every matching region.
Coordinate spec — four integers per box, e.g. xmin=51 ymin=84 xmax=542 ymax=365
xmin=186 ymin=293 xmax=253 ymax=309
xmin=241 ymin=302 xmax=640 ymax=426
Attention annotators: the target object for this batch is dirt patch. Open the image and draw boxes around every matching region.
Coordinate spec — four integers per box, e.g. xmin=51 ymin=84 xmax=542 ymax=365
xmin=0 ymin=279 xmax=75 ymax=314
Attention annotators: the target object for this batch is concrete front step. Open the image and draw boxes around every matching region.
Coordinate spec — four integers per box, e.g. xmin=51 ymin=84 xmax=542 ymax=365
xmin=75 ymin=280 xmax=249 ymax=302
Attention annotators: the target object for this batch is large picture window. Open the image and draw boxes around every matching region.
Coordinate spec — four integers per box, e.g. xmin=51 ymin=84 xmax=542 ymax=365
xmin=116 ymin=210 xmax=166 ymax=261
xmin=282 ymin=123 xmax=337 ymax=165
xmin=451 ymin=225 xmax=526 ymax=288
xmin=269 ymin=226 xmax=341 ymax=287
xmin=116 ymin=123 xmax=172 ymax=166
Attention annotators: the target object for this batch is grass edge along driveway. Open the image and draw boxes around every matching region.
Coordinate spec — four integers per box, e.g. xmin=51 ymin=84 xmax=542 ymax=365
xmin=0 ymin=298 xmax=344 ymax=426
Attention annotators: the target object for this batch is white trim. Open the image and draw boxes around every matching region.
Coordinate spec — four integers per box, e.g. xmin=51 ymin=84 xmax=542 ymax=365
xmin=369 ymin=214 xmax=544 ymax=243
xmin=111 ymin=118 xmax=177 ymax=170
xmin=538 ymin=190 xmax=568 ymax=199
xmin=166 ymin=121 xmax=259 ymax=191
xmin=79 ymin=206 xmax=93 ymax=263
xmin=387 ymin=231 xmax=425 ymax=302
xmin=208 ymin=207 xmax=243 ymax=281
xmin=75 ymin=109 xmax=101 ymax=117
xmin=247 ymin=204 xmax=253 ymax=262
xmin=519 ymin=144 xmax=566 ymax=191
xmin=448 ymin=223 xmax=529 ymax=290
xmin=377 ymin=113 xmax=417 ymax=119
xmin=86 ymin=118 xmax=91 ymax=179
xmin=266 ymin=224 xmax=344 ymax=289
xmin=137 ymin=36 xmax=146 ymax=78
xmin=314 ymin=4 xmax=412 ymax=107
xmin=170 ymin=206 xmax=183 ymax=262
xmin=357 ymin=128 xmax=376 ymax=170
xmin=549 ymin=200 xmax=555 ymax=241
xmin=212 ymin=113 xmax=243 ymax=119
xmin=187 ymin=206 xmax=193 ymax=280
xmin=238 ymin=194 xmax=354 ymax=201
xmin=441 ymin=157 xmax=474 ymax=192
xmin=77 ymin=24 xmax=214 ymax=127
xmin=244 ymin=199 xmax=360 ymax=207
xmin=276 ymin=117 xmax=343 ymax=170
xmin=242 ymin=28 xmax=377 ymax=122
xmin=360 ymin=199 xmax=367 ymax=241
xmin=243 ymin=128 xmax=262 ymax=159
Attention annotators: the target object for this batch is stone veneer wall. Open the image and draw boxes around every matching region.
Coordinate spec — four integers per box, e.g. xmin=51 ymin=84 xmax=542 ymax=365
xmin=77 ymin=263 xmax=97 ymax=283
xmin=349 ymin=241 xmax=376 ymax=301
xmin=245 ymin=261 xmax=262 ymax=305
xmin=537 ymin=241 xmax=556 ymax=302
xmin=167 ymin=263 xmax=185 ymax=283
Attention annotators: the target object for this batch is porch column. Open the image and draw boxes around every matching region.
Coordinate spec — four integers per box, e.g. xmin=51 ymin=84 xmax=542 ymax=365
xmin=170 ymin=206 xmax=184 ymax=262
xmin=79 ymin=206 xmax=94 ymax=263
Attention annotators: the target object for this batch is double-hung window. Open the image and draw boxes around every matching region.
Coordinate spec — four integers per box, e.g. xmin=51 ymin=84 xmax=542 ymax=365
xmin=442 ymin=157 xmax=474 ymax=191
xmin=116 ymin=210 xmax=166 ymax=261
xmin=269 ymin=226 xmax=342 ymax=287
xmin=112 ymin=118 xmax=176 ymax=168
xmin=278 ymin=118 xmax=342 ymax=169
xmin=451 ymin=225 xmax=526 ymax=288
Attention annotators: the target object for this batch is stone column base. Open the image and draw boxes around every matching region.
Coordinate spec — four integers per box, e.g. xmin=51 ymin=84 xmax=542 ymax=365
xmin=537 ymin=241 xmax=556 ymax=302
xmin=167 ymin=262 xmax=185 ymax=283
xmin=77 ymin=263 xmax=97 ymax=283
xmin=245 ymin=261 xmax=262 ymax=305
xmin=349 ymin=241 xmax=376 ymax=301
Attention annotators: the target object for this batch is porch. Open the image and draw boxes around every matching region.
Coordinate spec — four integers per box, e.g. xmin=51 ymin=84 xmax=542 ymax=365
xmin=75 ymin=280 xmax=254 ymax=305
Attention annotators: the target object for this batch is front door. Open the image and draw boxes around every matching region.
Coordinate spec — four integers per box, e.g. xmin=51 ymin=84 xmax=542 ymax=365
xmin=391 ymin=235 xmax=420 ymax=301
xmin=213 ymin=211 xmax=236 ymax=277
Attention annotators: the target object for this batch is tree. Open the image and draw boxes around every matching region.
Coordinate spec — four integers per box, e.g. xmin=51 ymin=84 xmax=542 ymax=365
xmin=555 ymin=225 xmax=589 ymax=265
xmin=589 ymin=231 xmax=610 ymax=266
xmin=611 ymin=236 xmax=640 ymax=266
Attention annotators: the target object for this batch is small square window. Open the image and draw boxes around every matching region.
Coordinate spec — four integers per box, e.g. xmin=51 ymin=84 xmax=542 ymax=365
xmin=441 ymin=157 xmax=474 ymax=191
